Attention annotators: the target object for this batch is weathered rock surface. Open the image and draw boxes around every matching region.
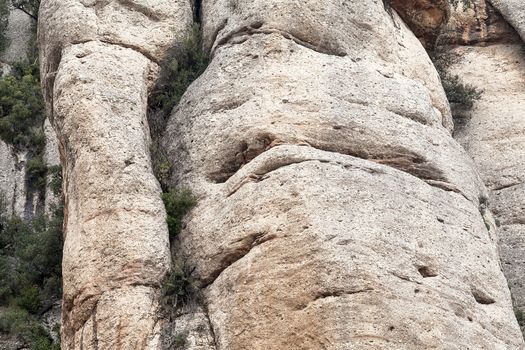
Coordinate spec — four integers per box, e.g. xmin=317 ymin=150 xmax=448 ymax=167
xmin=441 ymin=0 xmax=519 ymax=45
xmin=489 ymin=0 xmax=525 ymax=41
xmin=163 ymin=1 xmax=524 ymax=348
xmin=39 ymin=0 xmax=192 ymax=347
xmin=0 ymin=142 xmax=30 ymax=218
xmin=390 ymin=0 xmax=451 ymax=47
xmin=450 ymin=35 xmax=525 ymax=332
xmin=0 ymin=6 xmax=32 ymax=66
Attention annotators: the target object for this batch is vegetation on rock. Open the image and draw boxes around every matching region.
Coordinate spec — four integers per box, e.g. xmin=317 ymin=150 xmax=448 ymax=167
xmin=162 ymin=187 xmax=197 ymax=241
xmin=0 ymin=4 xmax=62 ymax=347
xmin=0 ymin=196 xmax=63 ymax=349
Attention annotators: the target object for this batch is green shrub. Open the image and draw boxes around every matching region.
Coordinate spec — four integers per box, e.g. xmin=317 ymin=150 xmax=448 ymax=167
xmin=47 ymin=165 xmax=63 ymax=197
xmin=0 ymin=0 xmax=9 ymax=54
xmin=441 ymin=73 xmax=482 ymax=110
xmin=15 ymin=285 xmax=41 ymax=314
xmin=150 ymin=24 xmax=209 ymax=117
xmin=162 ymin=188 xmax=197 ymax=240
xmin=27 ymin=156 xmax=48 ymax=192
xmin=0 ymin=307 xmax=28 ymax=333
xmin=0 ymin=61 xmax=45 ymax=152
xmin=162 ymin=261 xmax=198 ymax=309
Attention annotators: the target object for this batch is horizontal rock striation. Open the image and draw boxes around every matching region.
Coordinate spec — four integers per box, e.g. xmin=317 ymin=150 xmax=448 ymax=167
xmin=163 ymin=0 xmax=524 ymax=348
xmin=38 ymin=0 xmax=192 ymax=348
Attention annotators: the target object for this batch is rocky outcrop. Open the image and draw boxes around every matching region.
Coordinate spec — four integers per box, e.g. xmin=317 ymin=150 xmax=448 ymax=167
xmin=0 ymin=5 xmax=32 ymax=71
xmin=390 ymin=0 xmax=451 ymax=47
xmin=162 ymin=1 xmax=523 ymax=348
xmin=0 ymin=4 xmax=35 ymax=218
xmin=444 ymin=0 xmax=525 ymax=334
xmin=489 ymin=0 xmax=525 ymax=41
xmin=38 ymin=0 xmax=192 ymax=348
xmin=441 ymin=0 xmax=519 ymax=45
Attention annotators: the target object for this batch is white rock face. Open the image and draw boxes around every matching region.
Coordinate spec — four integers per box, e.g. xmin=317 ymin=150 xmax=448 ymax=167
xmin=451 ymin=42 xmax=525 ymax=328
xmin=39 ymin=0 xmax=192 ymax=347
xmin=162 ymin=1 xmax=524 ymax=348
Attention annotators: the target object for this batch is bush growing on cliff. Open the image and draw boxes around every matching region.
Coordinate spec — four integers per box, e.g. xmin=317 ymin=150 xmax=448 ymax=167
xmin=162 ymin=260 xmax=198 ymax=310
xmin=0 ymin=196 xmax=63 ymax=348
xmin=0 ymin=0 xmax=9 ymax=53
xmin=431 ymin=50 xmax=482 ymax=117
xmin=149 ymin=23 xmax=209 ymax=135
xmin=162 ymin=187 xmax=197 ymax=241
xmin=0 ymin=61 xmax=45 ymax=152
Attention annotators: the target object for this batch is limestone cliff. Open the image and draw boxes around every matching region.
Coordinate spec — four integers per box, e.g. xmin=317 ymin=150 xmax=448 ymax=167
xmin=29 ymin=0 xmax=525 ymax=349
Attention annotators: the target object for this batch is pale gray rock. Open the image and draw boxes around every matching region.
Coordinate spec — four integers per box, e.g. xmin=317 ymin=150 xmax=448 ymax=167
xmin=451 ymin=42 xmax=525 ymax=332
xmin=0 ymin=8 xmax=32 ymax=64
xmin=44 ymin=117 xmax=61 ymax=216
xmin=162 ymin=1 xmax=524 ymax=348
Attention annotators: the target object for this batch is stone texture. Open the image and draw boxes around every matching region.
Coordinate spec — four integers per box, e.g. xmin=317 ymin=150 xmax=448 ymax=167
xmin=162 ymin=1 xmax=524 ymax=348
xmin=0 ymin=141 xmax=28 ymax=218
xmin=0 ymin=7 xmax=32 ymax=65
xmin=44 ymin=117 xmax=61 ymax=216
xmin=38 ymin=0 xmax=193 ymax=346
xmin=489 ymin=0 xmax=525 ymax=42
xmin=441 ymin=0 xmax=520 ymax=45
xmin=450 ymin=41 xmax=525 ymax=330
xmin=390 ymin=0 xmax=451 ymax=47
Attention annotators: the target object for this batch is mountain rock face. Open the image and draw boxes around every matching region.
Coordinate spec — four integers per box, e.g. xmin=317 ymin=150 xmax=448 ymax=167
xmin=37 ymin=0 xmax=525 ymax=349
xmin=444 ymin=0 xmax=525 ymax=335
xmin=0 ymin=6 xmax=35 ymax=218
xmin=160 ymin=0 xmax=523 ymax=349
xmin=38 ymin=0 xmax=192 ymax=348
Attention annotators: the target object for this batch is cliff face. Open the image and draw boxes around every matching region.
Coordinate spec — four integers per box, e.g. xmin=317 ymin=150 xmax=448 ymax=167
xmin=0 ymin=5 xmax=39 ymax=219
xmin=443 ymin=0 xmax=525 ymax=334
xmin=33 ymin=0 xmax=525 ymax=349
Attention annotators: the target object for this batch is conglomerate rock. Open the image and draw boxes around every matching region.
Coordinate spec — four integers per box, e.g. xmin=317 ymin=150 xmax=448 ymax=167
xmin=38 ymin=0 xmax=192 ymax=348
xmin=162 ymin=1 xmax=524 ymax=348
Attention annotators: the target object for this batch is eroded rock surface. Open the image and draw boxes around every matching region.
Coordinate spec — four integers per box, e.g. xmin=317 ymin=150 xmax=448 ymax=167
xmin=447 ymin=2 xmax=525 ymax=332
xmin=39 ymin=0 xmax=192 ymax=348
xmin=163 ymin=1 xmax=523 ymax=348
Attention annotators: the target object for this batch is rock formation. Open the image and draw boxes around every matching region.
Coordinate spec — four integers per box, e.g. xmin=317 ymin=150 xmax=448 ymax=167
xmin=160 ymin=0 xmax=523 ymax=349
xmin=36 ymin=0 xmax=525 ymax=348
xmin=0 ymin=4 xmax=37 ymax=218
xmin=444 ymin=0 xmax=525 ymax=335
xmin=38 ymin=0 xmax=192 ymax=347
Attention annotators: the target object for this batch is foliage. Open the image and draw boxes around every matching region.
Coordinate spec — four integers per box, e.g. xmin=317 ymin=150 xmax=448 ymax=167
xmin=430 ymin=49 xmax=482 ymax=118
xmin=0 ymin=60 xmax=45 ymax=152
xmin=0 ymin=0 xmax=9 ymax=53
xmin=449 ymin=0 xmax=474 ymax=9
xmin=0 ymin=196 xmax=63 ymax=348
xmin=149 ymin=23 xmax=209 ymax=135
xmin=47 ymin=165 xmax=63 ymax=197
xmin=162 ymin=188 xmax=197 ymax=241
xmin=441 ymin=73 xmax=482 ymax=110
xmin=172 ymin=333 xmax=187 ymax=349
xmin=162 ymin=261 xmax=198 ymax=310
